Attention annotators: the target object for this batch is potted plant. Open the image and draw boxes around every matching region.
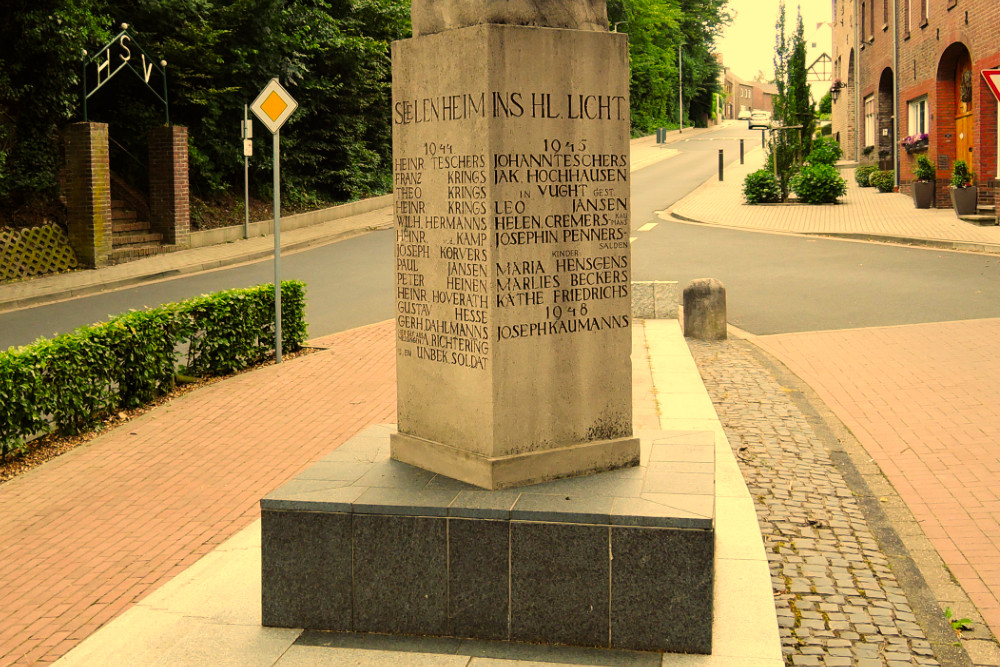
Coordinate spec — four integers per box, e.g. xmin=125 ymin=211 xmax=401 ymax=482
xmin=912 ymin=155 xmax=935 ymax=208
xmin=901 ymin=133 xmax=929 ymax=154
xmin=949 ymin=160 xmax=978 ymax=216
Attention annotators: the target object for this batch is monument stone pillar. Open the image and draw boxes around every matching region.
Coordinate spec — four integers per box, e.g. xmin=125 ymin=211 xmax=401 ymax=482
xmin=390 ymin=8 xmax=638 ymax=489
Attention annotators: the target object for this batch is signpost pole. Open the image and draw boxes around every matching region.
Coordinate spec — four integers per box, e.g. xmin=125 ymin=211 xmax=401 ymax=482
xmin=244 ymin=105 xmax=250 ymax=240
xmin=273 ymin=129 xmax=282 ymax=364
xmin=250 ymin=77 xmax=297 ymax=365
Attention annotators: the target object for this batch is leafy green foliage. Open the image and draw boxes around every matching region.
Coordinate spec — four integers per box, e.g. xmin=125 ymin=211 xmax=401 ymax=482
xmin=0 ymin=0 xmax=409 ymax=211
xmin=0 ymin=281 xmax=306 ymax=457
xmin=870 ymin=170 xmax=895 ymax=193
xmin=855 ymin=165 xmax=878 ymax=187
xmin=805 ymin=137 xmax=842 ymax=166
xmin=608 ymin=0 xmax=730 ymax=135
xmin=817 ymin=91 xmax=832 ymax=116
xmin=945 ymin=607 xmax=972 ymax=633
xmin=951 ymin=160 xmax=974 ymax=188
xmin=914 ymin=155 xmax=935 ymax=182
xmin=790 ymin=163 xmax=846 ymax=203
xmin=742 ymin=169 xmax=781 ymax=204
xmin=768 ymin=4 xmax=815 ymax=201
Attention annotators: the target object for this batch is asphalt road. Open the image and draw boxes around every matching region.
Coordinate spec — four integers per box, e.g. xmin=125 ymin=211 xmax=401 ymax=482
xmin=3 ymin=125 xmax=1000 ymax=348
xmin=0 ymin=231 xmax=396 ymax=350
xmin=628 ymin=124 xmax=1000 ymax=334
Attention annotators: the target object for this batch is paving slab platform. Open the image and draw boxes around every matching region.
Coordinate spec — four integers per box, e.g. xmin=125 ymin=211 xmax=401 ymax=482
xmin=55 ymin=319 xmax=782 ymax=666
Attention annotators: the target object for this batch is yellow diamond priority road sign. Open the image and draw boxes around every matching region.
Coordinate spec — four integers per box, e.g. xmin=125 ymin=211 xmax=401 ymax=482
xmin=251 ymin=78 xmax=298 ymax=134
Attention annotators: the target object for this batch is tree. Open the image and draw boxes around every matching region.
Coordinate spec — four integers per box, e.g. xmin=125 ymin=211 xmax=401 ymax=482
xmin=817 ymin=90 xmax=832 ymax=116
xmin=608 ymin=0 xmax=730 ymax=135
xmin=769 ymin=2 xmax=815 ymax=200
xmin=0 ymin=1 xmax=112 ymax=216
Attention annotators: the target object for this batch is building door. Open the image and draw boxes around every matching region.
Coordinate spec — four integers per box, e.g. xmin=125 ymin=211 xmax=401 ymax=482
xmin=956 ymin=55 xmax=974 ymax=166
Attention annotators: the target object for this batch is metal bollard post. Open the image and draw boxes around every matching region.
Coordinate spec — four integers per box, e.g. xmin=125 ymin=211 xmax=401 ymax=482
xmin=761 ymin=130 xmax=765 ymax=149
xmin=718 ymin=149 xmax=724 ymax=181
xmin=740 ymin=139 xmax=744 ymax=164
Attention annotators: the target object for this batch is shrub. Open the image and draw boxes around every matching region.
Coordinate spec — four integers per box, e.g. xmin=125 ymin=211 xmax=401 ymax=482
xmin=791 ymin=164 xmax=848 ymax=203
xmin=806 ymin=137 xmax=843 ymax=166
xmin=870 ymin=170 xmax=895 ymax=193
xmin=0 ymin=281 xmax=307 ymax=457
xmin=855 ymin=165 xmax=878 ymax=187
xmin=742 ymin=169 xmax=781 ymax=204
xmin=951 ymin=160 xmax=974 ymax=188
xmin=914 ymin=155 xmax=936 ymax=182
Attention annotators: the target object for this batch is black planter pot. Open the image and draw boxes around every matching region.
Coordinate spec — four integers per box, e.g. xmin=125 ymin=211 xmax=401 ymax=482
xmin=950 ymin=186 xmax=979 ymax=216
xmin=912 ymin=181 xmax=935 ymax=209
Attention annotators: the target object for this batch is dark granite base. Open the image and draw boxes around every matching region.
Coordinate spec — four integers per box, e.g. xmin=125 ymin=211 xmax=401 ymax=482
xmin=261 ymin=425 xmax=715 ymax=654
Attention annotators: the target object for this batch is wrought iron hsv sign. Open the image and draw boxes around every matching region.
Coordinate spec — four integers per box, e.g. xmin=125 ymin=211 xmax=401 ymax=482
xmin=82 ymin=24 xmax=169 ymax=123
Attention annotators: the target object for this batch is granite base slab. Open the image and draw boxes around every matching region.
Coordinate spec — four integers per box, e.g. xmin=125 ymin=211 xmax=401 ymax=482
xmin=390 ymin=430 xmax=640 ymax=490
xmin=261 ymin=424 xmax=715 ymax=654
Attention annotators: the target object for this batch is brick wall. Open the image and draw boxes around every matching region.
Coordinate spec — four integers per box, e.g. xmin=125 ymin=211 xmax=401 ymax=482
xmin=64 ymin=123 xmax=112 ymax=268
xmin=148 ymin=125 xmax=191 ymax=247
xmin=896 ymin=0 xmax=998 ymax=206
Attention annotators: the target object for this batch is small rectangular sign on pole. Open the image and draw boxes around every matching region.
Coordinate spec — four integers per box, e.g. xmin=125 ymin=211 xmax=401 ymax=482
xmin=250 ymin=78 xmax=298 ymax=363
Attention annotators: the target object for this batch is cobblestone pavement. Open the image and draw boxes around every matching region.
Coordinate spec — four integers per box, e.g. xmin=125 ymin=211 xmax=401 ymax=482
xmin=688 ymin=338 xmax=947 ymax=667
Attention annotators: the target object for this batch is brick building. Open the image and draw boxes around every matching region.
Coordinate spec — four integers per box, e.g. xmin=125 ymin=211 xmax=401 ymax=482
xmin=720 ymin=67 xmax=777 ymax=119
xmin=830 ymin=0 xmax=1000 ymax=209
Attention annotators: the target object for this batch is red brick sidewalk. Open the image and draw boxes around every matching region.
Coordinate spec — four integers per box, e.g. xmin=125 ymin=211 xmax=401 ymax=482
xmin=0 ymin=321 xmax=396 ymax=666
xmin=755 ymin=319 xmax=1000 ymax=639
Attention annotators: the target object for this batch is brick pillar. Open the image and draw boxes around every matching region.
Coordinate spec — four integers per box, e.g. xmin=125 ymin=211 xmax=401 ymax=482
xmin=148 ymin=125 xmax=190 ymax=247
xmin=64 ymin=122 xmax=112 ymax=268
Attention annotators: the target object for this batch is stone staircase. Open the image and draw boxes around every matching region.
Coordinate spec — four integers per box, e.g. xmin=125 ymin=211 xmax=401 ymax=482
xmin=109 ymin=199 xmax=169 ymax=264
xmin=960 ymin=203 xmax=998 ymax=226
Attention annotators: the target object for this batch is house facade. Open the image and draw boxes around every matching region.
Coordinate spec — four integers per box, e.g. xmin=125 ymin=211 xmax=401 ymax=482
xmin=830 ymin=0 xmax=1000 ymax=209
xmin=720 ymin=67 xmax=778 ymax=119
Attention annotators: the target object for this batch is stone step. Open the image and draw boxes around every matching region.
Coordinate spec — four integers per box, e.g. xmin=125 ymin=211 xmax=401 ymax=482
xmin=979 ymin=204 xmax=996 ymax=213
xmin=112 ymin=231 xmax=164 ymax=247
xmin=111 ymin=199 xmax=126 ymax=208
xmin=108 ymin=244 xmax=167 ymax=265
xmin=112 ymin=208 xmax=137 ymax=222
xmin=959 ymin=214 xmax=999 ymax=226
xmin=112 ymin=220 xmax=152 ymax=234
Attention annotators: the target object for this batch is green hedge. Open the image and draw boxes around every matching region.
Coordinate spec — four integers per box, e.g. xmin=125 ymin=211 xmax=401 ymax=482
xmin=791 ymin=164 xmax=848 ymax=204
xmin=742 ymin=169 xmax=782 ymax=204
xmin=855 ymin=165 xmax=878 ymax=187
xmin=0 ymin=281 xmax=307 ymax=457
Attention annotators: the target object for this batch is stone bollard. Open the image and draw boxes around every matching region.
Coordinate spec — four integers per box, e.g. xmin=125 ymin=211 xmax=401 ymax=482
xmin=683 ymin=278 xmax=727 ymax=340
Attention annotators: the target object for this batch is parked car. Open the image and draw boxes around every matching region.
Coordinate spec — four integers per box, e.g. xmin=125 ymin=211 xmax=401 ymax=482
xmin=748 ymin=111 xmax=772 ymax=130
xmin=737 ymin=109 xmax=752 ymax=120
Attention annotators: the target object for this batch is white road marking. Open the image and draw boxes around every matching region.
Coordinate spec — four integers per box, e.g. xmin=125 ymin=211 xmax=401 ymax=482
xmin=637 ymin=222 xmax=658 ymax=232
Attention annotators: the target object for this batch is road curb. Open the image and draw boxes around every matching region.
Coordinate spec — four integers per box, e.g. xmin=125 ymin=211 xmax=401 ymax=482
xmin=669 ymin=210 xmax=1000 ymax=256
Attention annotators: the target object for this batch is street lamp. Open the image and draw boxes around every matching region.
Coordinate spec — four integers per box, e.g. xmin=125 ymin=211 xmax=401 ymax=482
xmin=678 ymin=43 xmax=686 ymax=133
xmin=830 ymin=79 xmax=845 ymax=103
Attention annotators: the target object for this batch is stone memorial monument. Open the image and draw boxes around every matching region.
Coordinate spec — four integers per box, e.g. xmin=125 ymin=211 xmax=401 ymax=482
xmin=260 ymin=2 xmax=715 ymax=654
xmin=390 ymin=0 xmax=639 ymax=489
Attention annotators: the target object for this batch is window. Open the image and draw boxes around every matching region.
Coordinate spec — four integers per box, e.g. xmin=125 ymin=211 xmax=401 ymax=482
xmin=864 ymin=95 xmax=876 ymax=147
xmin=883 ymin=0 xmax=889 ymax=28
xmin=920 ymin=0 xmax=928 ymax=24
xmin=907 ymin=96 xmax=928 ymax=135
xmin=861 ymin=2 xmax=867 ymax=40
xmin=904 ymin=0 xmax=910 ymax=35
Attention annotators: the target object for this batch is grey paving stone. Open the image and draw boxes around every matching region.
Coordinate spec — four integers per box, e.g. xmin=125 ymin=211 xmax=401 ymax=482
xmin=687 ymin=340 xmax=942 ymax=667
